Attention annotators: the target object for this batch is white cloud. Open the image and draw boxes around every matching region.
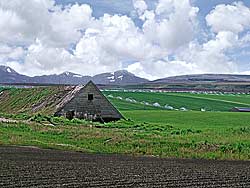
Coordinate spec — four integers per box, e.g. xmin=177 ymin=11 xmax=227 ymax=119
xmin=179 ymin=32 xmax=238 ymax=73
xmin=142 ymin=0 xmax=199 ymax=51
xmin=128 ymin=31 xmax=239 ymax=80
xmin=238 ymin=32 xmax=250 ymax=49
xmin=0 ymin=0 xmax=53 ymax=44
xmin=9 ymin=38 xmax=122 ymax=76
xmin=0 ymin=0 xmax=250 ymax=79
xmin=0 ymin=44 xmax=24 ymax=63
xmin=204 ymin=2 xmax=250 ymax=75
xmin=127 ymin=60 xmax=197 ymax=80
xmin=239 ymin=71 xmax=250 ymax=75
xmin=73 ymin=14 xmax=165 ymax=75
xmin=133 ymin=0 xmax=148 ymax=16
xmin=7 ymin=39 xmax=75 ymax=76
xmin=0 ymin=0 xmax=167 ymax=76
xmin=47 ymin=3 xmax=93 ymax=47
xmin=206 ymin=2 xmax=250 ymax=34
xmin=128 ymin=1 xmax=250 ymax=79
xmin=0 ymin=0 xmax=93 ymax=47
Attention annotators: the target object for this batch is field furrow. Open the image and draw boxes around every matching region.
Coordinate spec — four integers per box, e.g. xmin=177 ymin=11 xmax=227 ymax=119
xmin=0 ymin=147 xmax=249 ymax=188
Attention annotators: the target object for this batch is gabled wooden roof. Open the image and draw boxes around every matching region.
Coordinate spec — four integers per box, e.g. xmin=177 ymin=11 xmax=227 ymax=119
xmin=54 ymin=81 xmax=124 ymax=119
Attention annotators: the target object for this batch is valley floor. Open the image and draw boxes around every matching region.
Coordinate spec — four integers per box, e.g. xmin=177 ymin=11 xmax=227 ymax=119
xmin=0 ymin=146 xmax=249 ymax=188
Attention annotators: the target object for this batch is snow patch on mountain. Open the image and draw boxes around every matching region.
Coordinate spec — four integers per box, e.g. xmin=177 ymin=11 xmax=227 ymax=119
xmin=118 ymin=75 xmax=123 ymax=80
xmin=107 ymin=76 xmax=115 ymax=80
xmin=72 ymin=74 xmax=83 ymax=78
xmin=7 ymin=68 xmax=12 ymax=73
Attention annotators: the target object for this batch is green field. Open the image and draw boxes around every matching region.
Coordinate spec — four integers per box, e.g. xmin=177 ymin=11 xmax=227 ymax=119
xmin=103 ymin=90 xmax=250 ymax=111
xmin=0 ymin=87 xmax=250 ymax=160
xmin=0 ymin=111 xmax=250 ymax=160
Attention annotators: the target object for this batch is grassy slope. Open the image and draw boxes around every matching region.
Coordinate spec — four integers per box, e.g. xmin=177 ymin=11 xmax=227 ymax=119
xmin=104 ymin=91 xmax=250 ymax=111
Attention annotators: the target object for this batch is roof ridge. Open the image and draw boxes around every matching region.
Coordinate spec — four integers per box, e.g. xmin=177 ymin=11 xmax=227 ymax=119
xmin=55 ymin=85 xmax=84 ymax=112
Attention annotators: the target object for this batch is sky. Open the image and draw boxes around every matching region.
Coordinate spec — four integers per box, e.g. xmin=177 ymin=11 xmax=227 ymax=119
xmin=1 ymin=0 xmax=250 ymax=80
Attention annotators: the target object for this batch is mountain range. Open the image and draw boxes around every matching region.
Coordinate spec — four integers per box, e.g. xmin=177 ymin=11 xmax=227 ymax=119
xmin=0 ymin=66 xmax=148 ymax=85
xmin=1 ymin=65 xmax=250 ymax=85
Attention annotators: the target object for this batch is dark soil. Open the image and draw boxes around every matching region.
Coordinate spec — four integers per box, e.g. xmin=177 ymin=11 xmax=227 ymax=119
xmin=0 ymin=146 xmax=249 ymax=188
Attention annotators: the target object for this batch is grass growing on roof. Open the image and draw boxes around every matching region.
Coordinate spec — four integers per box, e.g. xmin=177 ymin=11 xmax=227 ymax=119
xmin=0 ymin=87 xmax=65 ymax=114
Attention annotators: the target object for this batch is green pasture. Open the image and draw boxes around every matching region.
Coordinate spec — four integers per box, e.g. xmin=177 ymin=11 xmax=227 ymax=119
xmin=0 ymin=110 xmax=250 ymax=160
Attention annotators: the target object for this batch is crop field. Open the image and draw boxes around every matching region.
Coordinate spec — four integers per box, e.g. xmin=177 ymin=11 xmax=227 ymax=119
xmin=1 ymin=146 xmax=249 ymax=188
xmin=103 ymin=90 xmax=250 ymax=111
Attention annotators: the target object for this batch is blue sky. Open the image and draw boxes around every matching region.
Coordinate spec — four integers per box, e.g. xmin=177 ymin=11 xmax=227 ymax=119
xmin=56 ymin=0 xmax=250 ymax=17
xmin=56 ymin=0 xmax=144 ymax=17
xmin=1 ymin=0 xmax=250 ymax=79
xmin=195 ymin=0 xmax=250 ymax=14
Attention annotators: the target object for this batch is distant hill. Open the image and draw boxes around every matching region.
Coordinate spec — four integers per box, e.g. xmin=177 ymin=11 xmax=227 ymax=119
xmin=0 ymin=66 xmax=148 ymax=85
xmin=152 ymin=74 xmax=250 ymax=84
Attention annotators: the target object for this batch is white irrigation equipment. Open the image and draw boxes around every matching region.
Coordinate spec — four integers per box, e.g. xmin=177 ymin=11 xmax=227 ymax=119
xmin=153 ymin=102 xmax=161 ymax=107
xmin=125 ymin=98 xmax=137 ymax=103
xmin=180 ymin=107 xmax=188 ymax=111
xmin=165 ymin=105 xmax=174 ymax=110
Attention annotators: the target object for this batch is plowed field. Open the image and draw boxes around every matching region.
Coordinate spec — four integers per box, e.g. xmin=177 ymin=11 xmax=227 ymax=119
xmin=0 ymin=146 xmax=249 ymax=188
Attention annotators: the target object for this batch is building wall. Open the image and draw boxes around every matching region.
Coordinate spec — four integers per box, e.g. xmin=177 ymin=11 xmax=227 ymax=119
xmin=55 ymin=82 xmax=123 ymax=121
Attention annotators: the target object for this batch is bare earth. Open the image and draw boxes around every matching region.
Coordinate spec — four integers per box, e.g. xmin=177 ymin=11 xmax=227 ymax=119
xmin=0 ymin=146 xmax=249 ymax=188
